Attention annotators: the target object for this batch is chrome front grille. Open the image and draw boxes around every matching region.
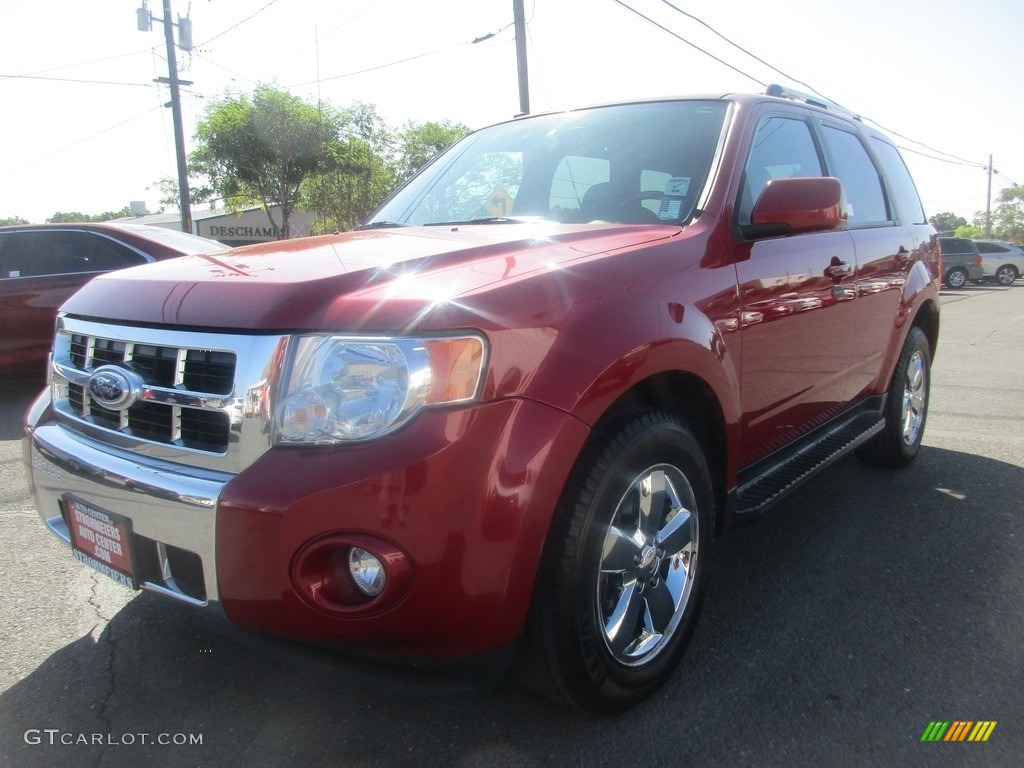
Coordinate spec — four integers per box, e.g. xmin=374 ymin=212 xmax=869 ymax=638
xmin=51 ymin=316 xmax=289 ymax=473
xmin=65 ymin=334 xmax=236 ymax=452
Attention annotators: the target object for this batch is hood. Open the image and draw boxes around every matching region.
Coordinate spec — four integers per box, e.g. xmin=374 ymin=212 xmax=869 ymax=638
xmin=61 ymin=222 xmax=678 ymax=330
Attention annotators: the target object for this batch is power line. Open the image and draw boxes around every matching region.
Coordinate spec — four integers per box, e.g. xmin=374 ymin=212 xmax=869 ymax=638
xmin=867 ymin=118 xmax=987 ymax=169
xmin=610 ymin=0 xmax=765 ymax=87
xmin=196 ymin=0 xmax=283 ymax=47
xmin=657 ymin=0 xmax=824 ymax=97
xmin=896 ymin=143 xmax=987 ymax=169
xmin=616 ymin=0 xmax=999 ymax=177
xmin=0 ymin=73 xmax=154 ymax=88
xmin=287 ymin=38 xmax=484 ymax=88
xmin=1 ymin=48 xmax=153 ymax=80
xmin=6 ymin=106 xmax=163 ymax=173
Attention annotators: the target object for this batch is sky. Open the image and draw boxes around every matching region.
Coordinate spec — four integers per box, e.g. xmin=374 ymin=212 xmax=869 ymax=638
xmin=1 ymin=0 xmax=1022 ymax=226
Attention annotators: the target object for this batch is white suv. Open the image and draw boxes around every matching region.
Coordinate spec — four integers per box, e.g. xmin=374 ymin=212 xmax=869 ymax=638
xmin=975 ymin=240 xmax=1024 ymax=285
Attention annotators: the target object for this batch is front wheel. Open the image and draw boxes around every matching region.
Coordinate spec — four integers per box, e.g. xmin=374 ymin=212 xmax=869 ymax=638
xmin=856 ymin=326 xmax=931 ymax=468
xmin=517 ymin=411 xmax=713 ymax=713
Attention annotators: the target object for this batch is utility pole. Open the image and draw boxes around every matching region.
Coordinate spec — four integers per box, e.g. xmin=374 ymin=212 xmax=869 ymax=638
xmin=513 ymin=0 xmax=529 ymax=114
xmin=985 ymin=154 xmax=993 ymax=238
xmin=138 ymin=1 xmax=193 ymax=234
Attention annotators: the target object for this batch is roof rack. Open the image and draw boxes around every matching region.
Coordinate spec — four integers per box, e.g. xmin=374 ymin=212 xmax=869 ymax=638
xmin=764 ymin=83 xmax=860 ymax=121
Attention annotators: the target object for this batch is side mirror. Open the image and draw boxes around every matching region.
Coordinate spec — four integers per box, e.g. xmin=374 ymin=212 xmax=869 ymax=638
xmin=742 ymin=176 xmax=846 ymax=240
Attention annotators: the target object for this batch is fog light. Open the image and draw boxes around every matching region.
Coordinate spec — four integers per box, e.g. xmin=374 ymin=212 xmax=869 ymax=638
xmin=348 ymin=547 xmax=386 ymax=596
xmin=292 ymin=533 xmax=413 ymax=615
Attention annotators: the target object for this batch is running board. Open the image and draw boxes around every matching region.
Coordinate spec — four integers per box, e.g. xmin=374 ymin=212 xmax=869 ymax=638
xmin=735 ymin=412 xmax=885 ymax=517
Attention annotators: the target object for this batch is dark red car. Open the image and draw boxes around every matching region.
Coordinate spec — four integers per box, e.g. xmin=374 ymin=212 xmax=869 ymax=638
xmin=24 ymin=87 xmax=940 ymax=713
xmin=0 ymin=222 xmax=227 ymax=378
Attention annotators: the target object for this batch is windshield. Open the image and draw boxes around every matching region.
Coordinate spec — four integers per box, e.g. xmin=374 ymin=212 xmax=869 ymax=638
xmin=368 ymin=100 xmax=728 ymax=228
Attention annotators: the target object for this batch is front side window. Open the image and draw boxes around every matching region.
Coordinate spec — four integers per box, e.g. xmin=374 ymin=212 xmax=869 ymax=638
xmin=368 ymin=100 xmax=729 ymax=227
xmin=738 ymin=116 xmax=823 ymax=225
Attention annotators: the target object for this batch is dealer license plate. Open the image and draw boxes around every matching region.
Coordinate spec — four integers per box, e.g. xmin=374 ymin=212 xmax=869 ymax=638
xmin=64 ymin=495 xmax=137 ymax=590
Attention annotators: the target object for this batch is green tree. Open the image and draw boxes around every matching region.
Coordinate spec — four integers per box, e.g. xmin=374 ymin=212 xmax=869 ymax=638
xmin=987 ymin=184 xmax=1024 ymax=242
xmin=929 ymin=212 xmax=967 ymax=235
xmin=0 ymin=215 xmax=29 ymax=226
xmin=393 ymin=120 xmax=472 ymax=184
xmin=302 ymin=102 xmax=395 ymax=233
xmin=955 ymin=224 xmax=984 ymax=239
xmin=191 ymin=84 xmax=339 ymax=239
xmin=148 ymin=176 xmax=216 ymax=213
xmin=47 ymin=208 xmax=130 ymax=223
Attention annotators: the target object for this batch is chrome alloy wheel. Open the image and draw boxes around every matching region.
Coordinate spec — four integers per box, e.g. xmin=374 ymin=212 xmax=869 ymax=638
xmin=901 ymin=349 xmax=927 ymax=446
xmin=597 ymin=464 xmax=699 ymax=666
xmin=995 ymin=265 xmax=1018 ymax=286
xmin=946 ymin=269 xmax=967 ymax=288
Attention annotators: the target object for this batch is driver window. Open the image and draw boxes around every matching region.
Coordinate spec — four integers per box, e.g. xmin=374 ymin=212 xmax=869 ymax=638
xmin=738 ymin=116 xmax=823 ymax=225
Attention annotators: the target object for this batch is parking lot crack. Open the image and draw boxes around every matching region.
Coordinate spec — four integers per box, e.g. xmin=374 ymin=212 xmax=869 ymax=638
xmin=87 ymin=574 xmax=120 ymax=761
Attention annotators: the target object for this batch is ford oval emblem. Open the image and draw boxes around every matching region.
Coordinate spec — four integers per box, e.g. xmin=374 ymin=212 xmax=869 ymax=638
xmin=87 ymin=366 xmax=144 ymax=411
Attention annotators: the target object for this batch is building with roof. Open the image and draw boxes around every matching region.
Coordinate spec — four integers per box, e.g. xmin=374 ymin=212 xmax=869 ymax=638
xmin=115 ymin=204 xmax=316 ymax=247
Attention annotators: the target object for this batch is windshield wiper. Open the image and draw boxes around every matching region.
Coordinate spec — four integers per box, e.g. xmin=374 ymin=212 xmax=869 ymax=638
xmin=424 ymin=217 xmax=526 ymax=226
xmin=355 ymin=220 xmax=412 ymax=230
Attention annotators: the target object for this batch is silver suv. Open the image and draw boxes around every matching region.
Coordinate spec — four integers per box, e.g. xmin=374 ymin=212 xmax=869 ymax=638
xmin=974 ymin=240 xmax=1023 ymax=285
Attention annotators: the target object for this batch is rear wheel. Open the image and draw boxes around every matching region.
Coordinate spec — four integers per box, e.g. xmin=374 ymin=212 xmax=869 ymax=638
xmin=944 ymin=267 xmax=968 ymax=289
xmin=994 ymin=264 xmax=1018 ymax=286
xmin=518 ymin=411 xmax=712 ymax=713
xmin=857 ymin=326 xmax=931 ymax=468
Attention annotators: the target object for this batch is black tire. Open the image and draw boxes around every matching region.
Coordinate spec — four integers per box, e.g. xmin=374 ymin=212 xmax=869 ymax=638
xmin=944 ymin=267 xmax=968 ymax=289
xmin=517 ymin=411 xmax=713 ymax=714
xmin=994 ymin=265 xmax=1018 ymax=286
xmin=856 ymin=326 xmax=931 ymax=468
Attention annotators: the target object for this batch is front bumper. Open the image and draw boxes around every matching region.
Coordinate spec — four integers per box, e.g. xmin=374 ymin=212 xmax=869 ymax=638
xmin=27 ymin=410 xmax=231 ymax=609
xmin=25 ymin=391 xmax=590 ymax=658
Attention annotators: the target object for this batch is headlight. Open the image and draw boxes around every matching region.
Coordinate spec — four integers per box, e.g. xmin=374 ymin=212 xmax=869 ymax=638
xmin=276 ymin=334 xmax=486 ymax=444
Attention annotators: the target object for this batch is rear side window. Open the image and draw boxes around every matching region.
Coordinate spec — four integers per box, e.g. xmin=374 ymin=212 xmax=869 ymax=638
xmin=84 ymin=234 xmax=148 ymax=271
xmin=820 ymin=125 xmax=889 ymax=227
xmin=938 ymin=238 xmax=974 ymax=256
xmin=0 ymin=230 xmax=146 ymax=278
xmin=870 ymin=138 xmax=928 ymax=225
xmin=738 ymin=116 xmax=823 ymax=225
xmin=976 ymin=242 xmax=1010 ymax=254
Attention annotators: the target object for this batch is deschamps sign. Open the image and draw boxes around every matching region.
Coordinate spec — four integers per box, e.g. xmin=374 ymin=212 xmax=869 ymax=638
xmin=207 ymin=225 xmax=280 ymax=238
xmin=196 ymin=207 xmax=314 ymax=245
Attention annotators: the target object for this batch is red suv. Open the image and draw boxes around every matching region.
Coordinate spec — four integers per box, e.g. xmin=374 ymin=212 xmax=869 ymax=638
xmin=24 ymin=86 xmax=940 ymax=713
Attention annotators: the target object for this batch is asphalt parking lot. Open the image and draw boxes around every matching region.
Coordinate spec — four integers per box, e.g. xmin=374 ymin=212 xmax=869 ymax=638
xmin=1 ymin=282 xmax=1022 ymax=767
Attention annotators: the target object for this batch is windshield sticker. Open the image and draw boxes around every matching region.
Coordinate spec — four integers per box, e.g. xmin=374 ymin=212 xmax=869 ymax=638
xmin=666 ymin=177 xmax=691 ymax=196
xmin=658 ymin=199 xmax=683 ymax=220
